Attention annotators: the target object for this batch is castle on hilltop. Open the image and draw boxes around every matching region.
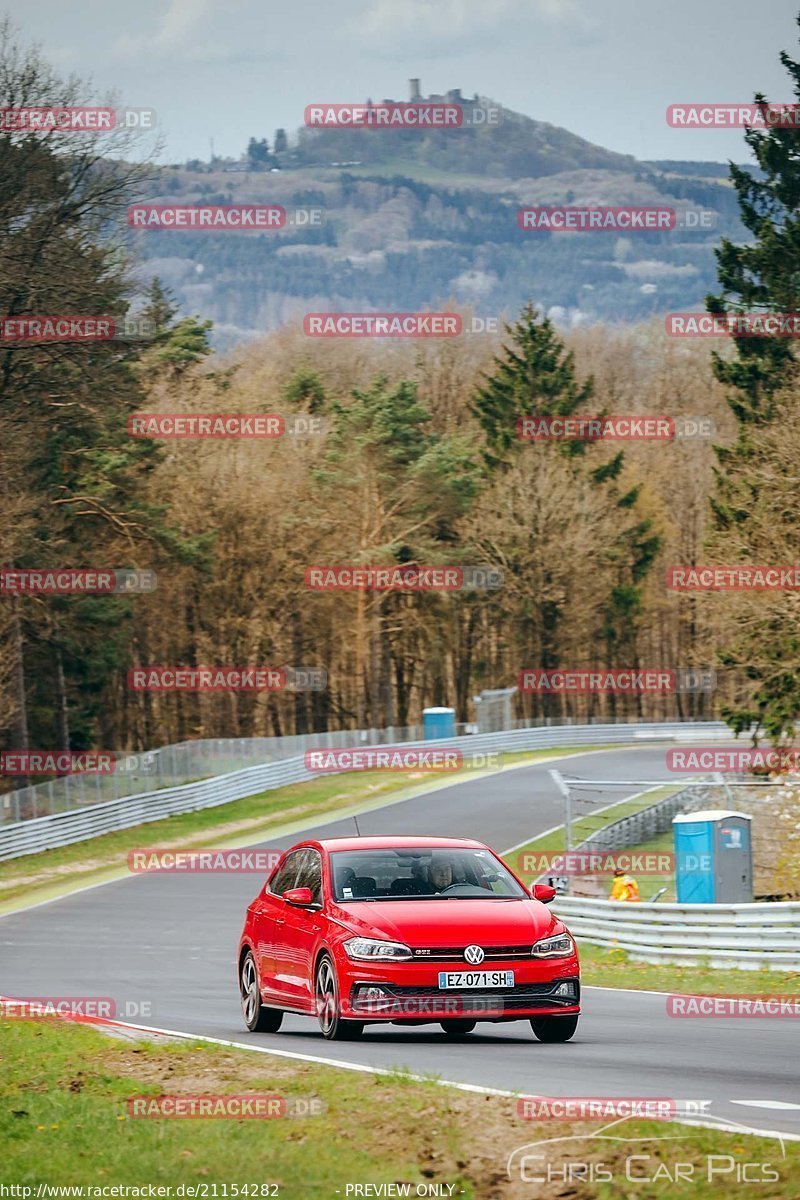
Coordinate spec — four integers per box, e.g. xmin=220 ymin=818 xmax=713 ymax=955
xmin=370 ymin=80 xmax=482 ymax=105
xmin=407 ymin=80 xmax=478 ymax=104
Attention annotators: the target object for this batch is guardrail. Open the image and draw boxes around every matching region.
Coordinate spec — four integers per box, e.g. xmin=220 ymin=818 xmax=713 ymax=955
xmin=0 ymin=725 xmax=433 ymax=823
xmin=0 ymin=721 xmax=734 ymax=861
xmin=554 ymin=896 xmax=800 ymax=970
xmin=0 ymin=714 xmax=731 ymax=825
xmin=576 ymin=784 xmax=713 ymax=853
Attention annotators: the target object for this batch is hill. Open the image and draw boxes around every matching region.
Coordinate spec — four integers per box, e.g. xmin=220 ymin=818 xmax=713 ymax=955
xmin=132 ymin=87 xmax=748 ymax=350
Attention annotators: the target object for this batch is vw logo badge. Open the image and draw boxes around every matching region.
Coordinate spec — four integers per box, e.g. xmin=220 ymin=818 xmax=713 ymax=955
xmin=464 ymin=944 xmax=485 ymax=964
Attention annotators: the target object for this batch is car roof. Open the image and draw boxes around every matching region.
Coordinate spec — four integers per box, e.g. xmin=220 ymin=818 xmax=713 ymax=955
xmin=312 ymin=835 xmax=488 ymax=852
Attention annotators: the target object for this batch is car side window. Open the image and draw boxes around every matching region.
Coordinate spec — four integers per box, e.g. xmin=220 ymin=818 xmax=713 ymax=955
xmin=294 ymin=848 xmax=323 ymax=905
xmin=268 ymin=850 xmax=303 ymax=897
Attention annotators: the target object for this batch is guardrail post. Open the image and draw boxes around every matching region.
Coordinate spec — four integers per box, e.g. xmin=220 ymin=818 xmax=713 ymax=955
xmin=549 ymin=769 xmax=572 ymax=852
xmin=713 ymin=770 xmax=735 ymax=807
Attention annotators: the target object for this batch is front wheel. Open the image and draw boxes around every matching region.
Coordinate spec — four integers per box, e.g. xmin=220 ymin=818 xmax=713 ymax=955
xmin=440 ymin=1019 xmax=476 ymax=1035
xmin=240 ymin=950 xmax=283 ymax=1033
xmin=315 ymin=955 xmax=364 ymax=1040
xmin=530 ymin=1014 xmax=579 ymax=1043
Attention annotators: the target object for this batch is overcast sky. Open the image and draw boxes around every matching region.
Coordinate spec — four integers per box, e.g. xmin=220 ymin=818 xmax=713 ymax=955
xmin=13 ymin=0 xmax=800 ymax=163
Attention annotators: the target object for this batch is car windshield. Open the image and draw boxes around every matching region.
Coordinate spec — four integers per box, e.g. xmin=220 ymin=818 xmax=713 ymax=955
xmin=329 ymin=847 xmax=527 ymax=901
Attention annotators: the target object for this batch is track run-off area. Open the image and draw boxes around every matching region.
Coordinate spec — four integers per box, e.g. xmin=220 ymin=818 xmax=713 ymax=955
xmin=1 ymin=745 xmax=798 ymax=1142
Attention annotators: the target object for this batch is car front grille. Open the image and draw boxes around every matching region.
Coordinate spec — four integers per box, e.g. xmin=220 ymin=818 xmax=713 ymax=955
xmin=409 ymin=944 xmax=534 ymax=962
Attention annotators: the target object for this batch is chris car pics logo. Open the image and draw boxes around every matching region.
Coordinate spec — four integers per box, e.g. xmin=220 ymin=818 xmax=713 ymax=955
xmin=507 ymin=1119 xmax=785 ymax=1185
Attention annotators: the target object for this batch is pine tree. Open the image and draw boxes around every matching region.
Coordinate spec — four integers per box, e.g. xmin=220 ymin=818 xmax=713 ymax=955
xmin=470 ymin=303 xmax=660 ymax=711
xmin=704 ymin=15 xmax=800 ymax=739
xmin=471 ymin=303 xmax=593 ymax=469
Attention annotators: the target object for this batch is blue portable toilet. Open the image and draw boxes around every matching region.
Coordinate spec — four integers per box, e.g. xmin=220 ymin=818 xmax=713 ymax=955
xmin=672 ymin=810 xmax=753 ymax=903
xmin=423 ymin=707 xmax=456 ymax=740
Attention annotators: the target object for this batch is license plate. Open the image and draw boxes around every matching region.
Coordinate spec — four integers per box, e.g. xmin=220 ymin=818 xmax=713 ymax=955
xmin=438 ymin=970 xmax=514 ymax=989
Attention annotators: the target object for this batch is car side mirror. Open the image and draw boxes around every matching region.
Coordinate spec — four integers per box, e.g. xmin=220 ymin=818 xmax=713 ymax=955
xmin=283 ymin=886 xmax=314 ymax=907
xmin=531 ymin=883 xmax=556 ymax=904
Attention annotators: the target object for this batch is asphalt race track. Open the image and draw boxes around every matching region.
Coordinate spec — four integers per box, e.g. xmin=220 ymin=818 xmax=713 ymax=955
xmin=2 ymin=745 xmax=798 ymax=1143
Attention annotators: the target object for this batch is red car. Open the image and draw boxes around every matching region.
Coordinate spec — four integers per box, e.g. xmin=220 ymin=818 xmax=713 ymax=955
xmin=238 ymin=835 xmax=580 ymax=1042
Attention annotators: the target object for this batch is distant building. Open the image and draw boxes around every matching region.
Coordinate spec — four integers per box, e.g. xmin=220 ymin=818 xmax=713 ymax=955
xmin=407 ymin=80 xmax=464 ymax=104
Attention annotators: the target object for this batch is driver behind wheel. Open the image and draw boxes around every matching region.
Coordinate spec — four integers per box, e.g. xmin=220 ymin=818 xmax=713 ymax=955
xmin=428 ymin=856 xmax=454 ymax=893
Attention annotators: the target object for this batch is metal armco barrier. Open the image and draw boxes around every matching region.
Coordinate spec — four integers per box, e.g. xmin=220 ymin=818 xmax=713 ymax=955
xmin=577 ymin=784 xmax=714 ymax=852
xmin=0 ymin=721 xmax=734 ymax=862
xmin=554 ymin=896 xmax=800 ymax=970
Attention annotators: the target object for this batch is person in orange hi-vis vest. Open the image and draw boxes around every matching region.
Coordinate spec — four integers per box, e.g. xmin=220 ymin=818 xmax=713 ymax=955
xmin=609 ymin=867 xmax=640 ymax=902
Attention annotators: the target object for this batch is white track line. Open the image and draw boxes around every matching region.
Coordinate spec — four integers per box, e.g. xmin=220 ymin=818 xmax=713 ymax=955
xmin=731 ymin=1100 xmax=800 ymax=1110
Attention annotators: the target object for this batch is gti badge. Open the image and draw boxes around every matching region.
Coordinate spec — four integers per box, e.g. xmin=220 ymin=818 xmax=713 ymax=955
xmin=464 ymin=944 xmax=485 ymax=964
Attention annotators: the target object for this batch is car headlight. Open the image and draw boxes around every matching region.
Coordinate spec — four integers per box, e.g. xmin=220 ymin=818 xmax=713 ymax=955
xmin=343 ymin=937 xmax=413 ymax=961
xmin=532 ymin=933 xmax=575 ymax=958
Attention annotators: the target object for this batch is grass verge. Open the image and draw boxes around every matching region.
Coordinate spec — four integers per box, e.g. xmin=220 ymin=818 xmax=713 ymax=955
xmin=2 ymin=1018 xmax=798 ymax=1199
xmin=506 ymin=783 xmax=679 ymax=886
xmin=579 ymin=943 xmax=800 ymax=995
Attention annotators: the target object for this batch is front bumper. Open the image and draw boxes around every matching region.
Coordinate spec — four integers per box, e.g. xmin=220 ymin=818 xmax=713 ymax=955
xmin=337 ymin=955 xmax=581 ymax=1021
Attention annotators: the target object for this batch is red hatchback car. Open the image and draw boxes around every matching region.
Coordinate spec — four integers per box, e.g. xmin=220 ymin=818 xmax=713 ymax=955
xmin=238 ymin=835 xmax=580 ymax=1041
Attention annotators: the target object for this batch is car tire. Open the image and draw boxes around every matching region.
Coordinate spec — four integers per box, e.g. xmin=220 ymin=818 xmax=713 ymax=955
xmin=315 ymin=954 xmax=364 ymax=1040
xmin=440 ymin=1019 xmax=477 ymax=1035
xmin=240 ymin=950 xmax=283 ymax=1033
xmin=529 ymin=1014 xmax=579 ymax=1043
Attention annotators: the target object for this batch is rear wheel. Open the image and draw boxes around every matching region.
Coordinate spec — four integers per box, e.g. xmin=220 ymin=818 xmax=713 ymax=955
xmin=440 ymin=1019 xmax=477 ymax=1035
xmin=530 ymin=1014 xmax=579 ymax=1043
xmin=315 ymin=955 xmax=364 ymax=1040
xmin=240 ymin=950 xmax=283 ymax=1033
